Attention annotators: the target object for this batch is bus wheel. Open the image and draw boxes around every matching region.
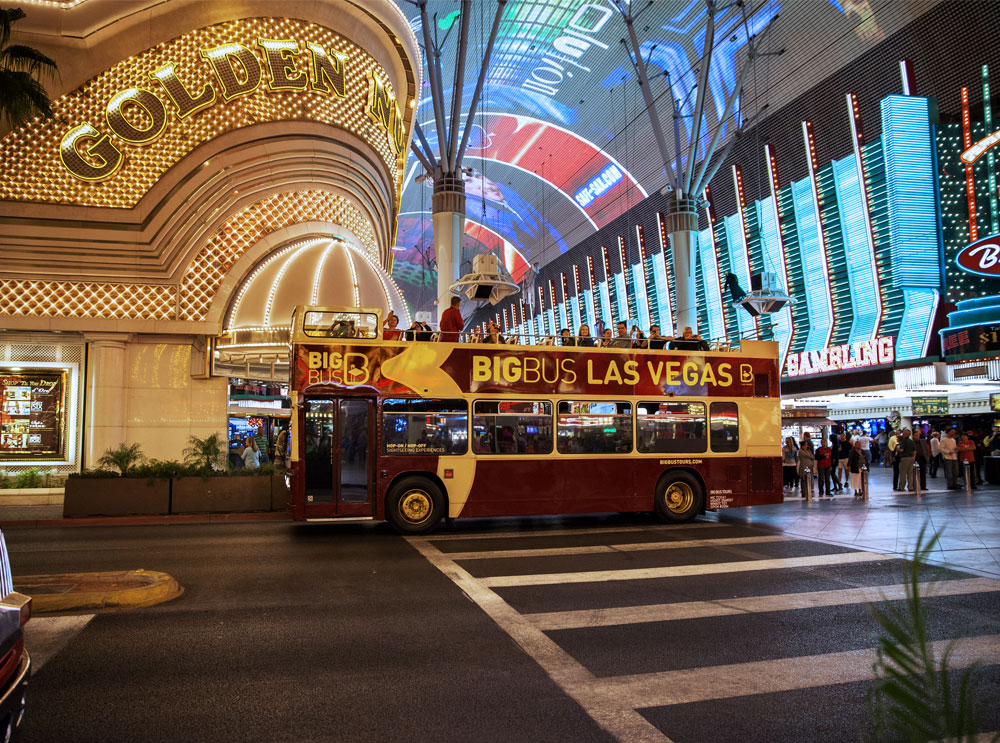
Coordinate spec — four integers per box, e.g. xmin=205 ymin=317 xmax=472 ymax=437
xmin=386 ymin=477 xmax=445 ymax=534
xmin=654 ymin=471 xmax=703 ymax=524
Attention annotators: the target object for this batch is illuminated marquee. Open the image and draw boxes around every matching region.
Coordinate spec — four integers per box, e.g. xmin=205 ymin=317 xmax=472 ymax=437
xmin=60 ymin=36 xmax=406 ymax=181
xmin=784 ymin=336 xmax=894 ymax=377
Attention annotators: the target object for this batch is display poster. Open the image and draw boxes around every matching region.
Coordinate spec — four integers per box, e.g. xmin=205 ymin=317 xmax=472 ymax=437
xmin=0 ymin=370 xmax=66 ymax=460
xmin=911 ymin=396 xmax=949 ymax=416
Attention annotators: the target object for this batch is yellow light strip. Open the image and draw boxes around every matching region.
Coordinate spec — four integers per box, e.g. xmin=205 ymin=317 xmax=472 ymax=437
xmin=343 ymin=241 xmax=361 ymax=307
xmin=263 ymin=239 xmax=318 ymax=327
xmin=311 ymin=240 xmax=337 ymax=304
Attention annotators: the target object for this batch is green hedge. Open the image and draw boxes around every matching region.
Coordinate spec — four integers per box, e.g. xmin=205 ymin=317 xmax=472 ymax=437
xmin=71 ymin=461 xmax=281 ymax=479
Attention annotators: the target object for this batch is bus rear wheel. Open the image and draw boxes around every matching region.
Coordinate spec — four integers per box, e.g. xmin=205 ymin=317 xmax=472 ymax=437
xmin=654 ymin=471 xmax=704 ymax=524
xmin=386 ymin=476 xmax=445 ymax=535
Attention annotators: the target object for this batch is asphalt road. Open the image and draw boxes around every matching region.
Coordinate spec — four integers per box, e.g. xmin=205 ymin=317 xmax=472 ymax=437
xmin=7 ymin=515 xmax=1000 ymax=743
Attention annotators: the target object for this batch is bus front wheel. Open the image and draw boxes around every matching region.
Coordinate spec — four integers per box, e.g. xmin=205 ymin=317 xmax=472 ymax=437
xmin=386 ymin=476 xmax=445 ymax=535
xmin=654 ymin=471 xmax=704 ymax=524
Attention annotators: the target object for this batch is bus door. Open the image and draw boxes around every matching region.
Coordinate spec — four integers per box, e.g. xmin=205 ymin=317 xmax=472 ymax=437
xmin=302 ymin=397 xmax=374 ymax=517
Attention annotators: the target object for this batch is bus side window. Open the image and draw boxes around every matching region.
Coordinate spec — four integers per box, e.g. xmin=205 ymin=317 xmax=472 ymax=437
xmin=557 ymin=401 xmax=633 ymax=454
xmin=636 ymin=401 xmax=707 ymax=454
xmin=709 ymin=401 xmax=739 ymax=453
xmin=472 ymin=400 xmax=553 ymax=455
xmin=382 ymin=399 xmax=468 ymax=455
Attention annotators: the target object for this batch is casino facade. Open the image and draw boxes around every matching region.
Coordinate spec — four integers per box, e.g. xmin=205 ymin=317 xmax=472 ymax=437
xmin=0 ymin=0 xmax=417 ymax=472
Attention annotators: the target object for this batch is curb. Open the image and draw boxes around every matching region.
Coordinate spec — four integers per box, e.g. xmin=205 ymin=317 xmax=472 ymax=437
xmin=15 ymin=569 xmax=184 ymax=613
xmin=0 ymin=511 xmax=290 ymax=529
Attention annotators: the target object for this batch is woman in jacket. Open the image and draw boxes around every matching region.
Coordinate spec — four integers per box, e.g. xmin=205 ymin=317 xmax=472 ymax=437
xmin=781 ymin=437 xmax=798 ymax=492
xmin=797 ymin=439 xmax=816 ymax=497
xmin=848 ymin=439 xmax=865 ymax=497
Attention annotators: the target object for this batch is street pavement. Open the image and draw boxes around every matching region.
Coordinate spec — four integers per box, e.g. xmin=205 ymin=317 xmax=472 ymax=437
xmin=7 ymin=504 xmax=1000 ymax=742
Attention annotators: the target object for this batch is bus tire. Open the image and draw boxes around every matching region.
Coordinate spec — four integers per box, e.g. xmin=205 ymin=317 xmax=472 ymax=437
xmin=386 ymin=476 xmax=445 ymax=535
xmin=654 ymin=471 xmax=704 ymax=524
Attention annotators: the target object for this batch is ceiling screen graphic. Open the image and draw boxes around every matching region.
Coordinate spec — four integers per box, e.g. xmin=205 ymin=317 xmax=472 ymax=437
xmin=395 ymin=0 xmax=921 ymax=305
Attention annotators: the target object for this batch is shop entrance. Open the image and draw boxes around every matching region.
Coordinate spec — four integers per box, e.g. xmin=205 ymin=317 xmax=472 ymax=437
xmin=302 ymin=397 xmax=373 ymax=517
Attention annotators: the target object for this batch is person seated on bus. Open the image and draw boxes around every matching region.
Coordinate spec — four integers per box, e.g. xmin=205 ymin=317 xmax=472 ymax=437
xmin=646 ymin=324 xmax=668 ymax=350
xmin=383 ymin=312 xmax=403 ymax=341
xmin=559 ymin=328 xmax=575 ymax=346
xmin=329 ymin=318 xmax=353 ymax=337
xmin=577 ymin=324 xmax=596 ymax=347
xmin=497 ymin=425 xmax=516 ymax=453
xmin=607 ymin=321 xmax=632 ymax=349
xmin=483 ymin=321 xmax=505 ymax=344
xmin=599 ymin=328 xmax=614 ymax=347
xmin=669 ymin=326 xmax=709 ymax=351
xmin=632 ymin=326 xmax=647 ymax=349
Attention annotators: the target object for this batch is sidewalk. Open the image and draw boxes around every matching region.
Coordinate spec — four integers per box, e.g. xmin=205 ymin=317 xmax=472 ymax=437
xmin=713 ymin=465 xmax=1000 ymax=578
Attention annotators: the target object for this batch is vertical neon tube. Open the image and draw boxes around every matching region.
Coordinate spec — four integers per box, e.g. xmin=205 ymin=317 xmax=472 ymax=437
xmin=962 ymin=86 xmax=978 ymax=241
xmin=846 ymin=92 xmax=883 ymax=340
xmin=570 ymin=266 xmax=583 ymax=332
xmin=984 ymin=66 xmax=998 ymax=235
xmin=655 ymin=213 xmax=675 ymax=335
xmin=732 ymin=164 xmax=760 ymax=336
xmin=801 ymin=120 xmax=835 ymax=349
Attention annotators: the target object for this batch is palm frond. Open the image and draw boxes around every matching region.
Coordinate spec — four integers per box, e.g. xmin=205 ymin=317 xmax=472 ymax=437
xmin=1 ymin=44 xmax=58 ymax=77
xmin=0 ymin=9 xmax=27 ymax=51
xmin=867 ymin=525 xmax=990 ymax=743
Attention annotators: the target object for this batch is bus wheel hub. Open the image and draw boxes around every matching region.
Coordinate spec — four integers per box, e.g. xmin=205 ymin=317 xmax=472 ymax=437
xmin=400 ymin=491 xmax=431 ymax=523
xmin=665 ymin=483 xmax=693 ymax=513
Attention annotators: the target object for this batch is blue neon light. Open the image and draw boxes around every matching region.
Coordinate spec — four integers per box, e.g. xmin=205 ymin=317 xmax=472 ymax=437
xmin=790 ymin=178 xmax=834 ymax=350
xmin=881 ymin=95 xmax=940 ymax=288
xmin=832 ymin=156 xmax=880 ymax=343
xmin=630 ymin=264 xmax=651 ymax=329
xmin=574 ymin=164 xmax=624 ymax=208
xmin=897 ymin=288 xmax=939 ymax=360
xmin=723 ymin=214 xmax=756 ymax=338
xmin=650 ymin=256 xmax=674 ymax=336
xmin=581 ymin=288 xmax=596 ymax=329
xmin=698 ymin=226 xmax=726 ymax=342
xmin=613 ymin=272 xmax=629 ymax=322
xmin=754 ymin=197 xmax=793 ymax=359
xmin=597 ymin=281 xmax=613 ymax=329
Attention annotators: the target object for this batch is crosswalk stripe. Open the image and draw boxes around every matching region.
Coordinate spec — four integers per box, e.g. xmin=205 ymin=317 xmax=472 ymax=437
xmin=526 ymin=577 xmax=1000 ymax=630
xmin=481 ymin=550 xmax=892 ymax=587
xmin=406 ymin=536 xmax=678 ymax=743
xmin=445 ymin=534 xmax=793 ymax=561
xmin=581 ymin=634 xmax=1000 ymax=709
xmin=419 ymin=522 xmax=729 ymax=542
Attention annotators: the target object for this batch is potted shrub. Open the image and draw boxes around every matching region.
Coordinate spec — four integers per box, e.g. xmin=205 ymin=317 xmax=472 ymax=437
xmin=170 ymin=434 xmax=272 ymax=514
xmin=63 ymin=443 xmax=171 ymax=517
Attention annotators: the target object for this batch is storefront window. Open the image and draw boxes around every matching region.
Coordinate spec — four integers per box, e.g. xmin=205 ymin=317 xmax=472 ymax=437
xmin=0 ymin=370 xmax=67 ymax=461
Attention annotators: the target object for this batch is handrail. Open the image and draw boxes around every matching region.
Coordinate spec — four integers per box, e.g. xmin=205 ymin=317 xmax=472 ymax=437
xmin=382 ymin=329 xmax=740 ymax=352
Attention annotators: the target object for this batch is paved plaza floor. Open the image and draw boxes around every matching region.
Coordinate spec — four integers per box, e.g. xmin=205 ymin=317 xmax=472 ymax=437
xmin=715 ymin=465 xmax=1000 ymax=578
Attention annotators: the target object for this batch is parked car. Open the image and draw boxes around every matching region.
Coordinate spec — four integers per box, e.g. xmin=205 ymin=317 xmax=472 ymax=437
xmin=0 ymin=530 xmax=30 ymax=740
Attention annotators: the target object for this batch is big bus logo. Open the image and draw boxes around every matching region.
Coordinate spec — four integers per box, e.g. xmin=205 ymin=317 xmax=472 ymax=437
xmin=956 ymin=234 xmax=1000 ymax=277
xmin=306 ymin=351 xmax=370 ymax=385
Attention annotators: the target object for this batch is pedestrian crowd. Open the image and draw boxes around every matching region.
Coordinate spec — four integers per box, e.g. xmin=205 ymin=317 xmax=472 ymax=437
xmin=782 ymin=426 xmax=1000 ymax=499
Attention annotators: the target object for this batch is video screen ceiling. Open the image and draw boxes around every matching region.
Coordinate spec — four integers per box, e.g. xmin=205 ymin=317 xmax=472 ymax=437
xmin=394 ymin=0 xmax=941 ymax=301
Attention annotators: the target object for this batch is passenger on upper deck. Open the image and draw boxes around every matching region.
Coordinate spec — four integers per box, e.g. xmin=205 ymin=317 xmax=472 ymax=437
xmin=484 ymin=321 xmax=505 ymax=344
xmin=669 ymin=326 xmax=710 ymax=351
xmin=647 ymin=325 xmax=668 ymax=350
xmin=599 ymin=328 xmax=613 ymax=348
xmin=383 ymin=312 xmax=402 ymax=340
xmin=632 ymin=326 xmax=647 ymax=349
xmin=607 ymin=321 xmax=632 ymax=349
xmin=577 ymin=325 xmax=595 ymax=347
xmin=439 ymin=296 xmax=464 ymax=342
xmin=559 ymin=328 xmax=575 ymax=346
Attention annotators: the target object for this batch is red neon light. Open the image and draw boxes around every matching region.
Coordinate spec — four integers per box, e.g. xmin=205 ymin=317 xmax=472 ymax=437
xmin=962 ymin=87 xmax=978 ymax=241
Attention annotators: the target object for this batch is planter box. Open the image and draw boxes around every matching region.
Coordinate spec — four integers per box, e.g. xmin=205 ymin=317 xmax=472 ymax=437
xmin=171 ymin=475 xmax=270 ymax=514
xmin=270 ymin=474 xmax=289 ymax=512
xmin=63 ymin=478 xmax=169 ymax=518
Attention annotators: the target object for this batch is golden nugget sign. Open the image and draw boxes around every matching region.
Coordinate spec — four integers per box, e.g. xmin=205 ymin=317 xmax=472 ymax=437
xmin=59 ymin=39 xmax=406 ymax=181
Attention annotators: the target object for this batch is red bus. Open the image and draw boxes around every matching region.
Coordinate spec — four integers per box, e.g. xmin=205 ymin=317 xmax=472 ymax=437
xmin=287 ymin=306 xmax=782 ymax=533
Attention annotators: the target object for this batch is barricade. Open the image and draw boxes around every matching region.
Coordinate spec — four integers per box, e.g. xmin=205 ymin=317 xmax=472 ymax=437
xmin=861 ymin=464 xmax=869 ymax=502
xmin=913 ymin=461 xmax=922 ymax=497
xmin=964 ymin=461 xmax=973 ymax=495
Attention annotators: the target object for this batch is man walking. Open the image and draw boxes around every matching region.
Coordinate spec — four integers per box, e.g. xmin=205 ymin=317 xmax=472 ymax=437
xmin=939 ymin=429 xmax=959 ymax=490
xmin=929 ymin=431 xmax=941 ymax=478
xmin=913 ymin=429 xmax=930 ymax=491
xmin=857 ymin=429 xmax=873 ymax=467
xmin=439 ymin=296 xmax=464 ymax=342
xmin=897 ymin=428 xmax=916 ymax=492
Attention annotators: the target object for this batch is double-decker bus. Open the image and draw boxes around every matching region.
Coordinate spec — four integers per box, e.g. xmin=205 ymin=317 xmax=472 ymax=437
xmin=286 ymin=306 xmax=782 ymax=533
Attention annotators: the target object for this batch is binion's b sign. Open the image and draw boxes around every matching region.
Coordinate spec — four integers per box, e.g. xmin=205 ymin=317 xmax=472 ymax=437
xmin=956 ymin=233 xmax=1000 ymax=277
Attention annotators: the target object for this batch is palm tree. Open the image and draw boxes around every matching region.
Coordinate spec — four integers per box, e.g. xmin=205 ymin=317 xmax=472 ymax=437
xmin=0 ymin=7 xmax=58 ymax=131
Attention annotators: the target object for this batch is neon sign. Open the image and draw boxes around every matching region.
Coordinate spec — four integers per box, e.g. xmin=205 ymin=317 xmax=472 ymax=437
xmin=59 ymin=39 xmax=405 ymax=182
xmin=784 ymin=336 xmax=894 ymax=377
xmin=956 ymin=233 xmax=1000 ymax=276
xmin=574 ymin=164 xmax=623 ymax=207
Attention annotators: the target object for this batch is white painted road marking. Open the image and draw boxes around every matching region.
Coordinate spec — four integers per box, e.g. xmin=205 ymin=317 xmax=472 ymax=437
xmin=480 ymin=551 xmax=890 ymax=587
xmin=588 ymin=634 xmax=1000 ymax=708
xmin=445 ymin=534 xmax=793 ymax=561
xmin=25 ymin=614 xmax=95 ymax=672
xmin=526 ymin=577 xmax=1000 ymax=630
xmin=419 ymin=521 xmax=728 ymax=542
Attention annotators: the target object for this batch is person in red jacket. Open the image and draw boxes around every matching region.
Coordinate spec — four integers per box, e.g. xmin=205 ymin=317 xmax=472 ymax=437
xmin=439 ymin=295 xmax=464 ymax=342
